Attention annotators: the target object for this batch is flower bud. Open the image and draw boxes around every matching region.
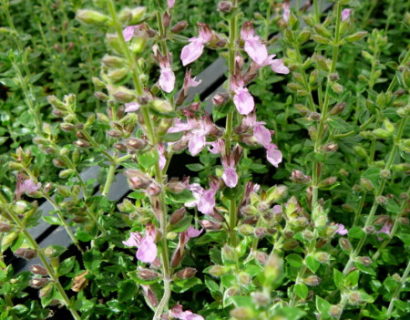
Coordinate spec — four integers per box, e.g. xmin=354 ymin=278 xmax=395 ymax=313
xmin=169 ymin=208 xmax=186 ymax=225
xmin=137 ymin=267 xmax=160 ymax=280
xmin=76 ymin=10 xmax=109 ymax=26
xmin=113 ymin=88 xmax=135 ymax=103
xmin=323 ymin=143 xmax=338 ymax=152
xmin=207 ymin=265 xmax=227 ymax=277
xmin=130 ymin=7 xmax=146 ymax=24
xmin=175 ymin=267 xmax=197 ymax=279
xmin=151 ymin=99 xmax=173 ymax=113
xmin=339 ymin=238 xmax=352 ymax=252
xmin=163 ymin=12 xmax=171 ymax=28
xmin=315 ymin=252 xmax=331 ymax=264
xmin=126 ymin=138 xmax=146 ymax=150
xmin=74 ymin=139 xmax=90 ymax=148
xmin=265 ymin=185 xmax=288 ymax=204
xmin=329 ymin=305 xmax=342 ymax=318
xmin=200 ymin=220 xmax=222 ymax=230
xmin=360 ymin=178 xmax=374 ymax=192
xmin=251 ymin=291 xmax=270 ymax=306
xmin=102 ymin=55 xmax=125 ymax=68
xmin=107 ymin=129 xmax=122 ymax=138
xmin=114 ymin=143 xmax=127 ymax=152
xmin=222 ymin=245 xmax=236 ymax=262
xmin=15 ymin=248 xmax=37 ymax=260
xmin=303 ymin=275 xmax=321 ymax=286
xmin=264 ymin=254 xmax=282 ymax=282
xmin=30 ymin=265 xmax=48 ymax=276
xmin=230 ymin=307 xmax=254 ymax=320
xmin=71 ymin=270 xmax=89 ymax=292
xmin=347 ymin=291 xmax=362 ymax=305
xmin=0 ymin=222 xmax=12 ymax=232
xmin=356 ymin=256 xmax=372 ymax=266
xmin=218 ymin=1 xmax=233 ymax=13
xmin=147 ymin=182 xmax=161 ymax=196
xmin=329 ymin=102 xmax=346 ymax=115
xmin=291 ymin=170 xmax=311 ymax=184
xmin=171 ymin=21 xmax=188 ymax=33
xmin=319 ymin=176 xmax=337 ymax=187
xmin=30 ymin=278 xmax=49 ymax=289
xmin=212 ymin=93 xmax=228 ymax=106
xmin=125 ymin=169 xmax=152 ymax=189
xmin=107 ymin=68 xmax=128 ymax=82
xmin=238 ymin=272 xmax=251 ymax=285
xmin=60 ymin=122 xmax=75 ymax=132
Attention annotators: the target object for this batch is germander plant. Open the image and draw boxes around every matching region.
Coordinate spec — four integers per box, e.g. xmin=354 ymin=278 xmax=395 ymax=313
xmin=0 ymin=0 xmax=409 ymax=319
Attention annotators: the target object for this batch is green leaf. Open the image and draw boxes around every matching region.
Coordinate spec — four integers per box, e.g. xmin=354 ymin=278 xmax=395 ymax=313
xmin=230 ymin=296 xmax=253 ymax=308
xmin=75 ymin=230 xmax=94 ymax=242
xmin=42 ymin=215 xmax=63 ymax=226
xmin=348 ymin=226 xmax=365 ymax=239
xmin=316 ymin=296 xmax=331 ymax=316
xmin=287 ymin=254 xmax=304 ymax=268
xmin=58 ymin=257 xmax=76 ymax=276
xmin=273 ymin=307 xmax=306 ymax=320
xmin=345 ymin=270 xmax=360 ymax=288
xmin=294 ymin=283 xmax=308 ymax=299
xmin=137 ymin=151 xmax=157 ymax=170
xmin=168 ymin=216 xmax=192 ymax=233
xmin=186 ymin=163 xmax=204 ymax=172
xmin=172 ymin=277 xmax=202 ymax=293
xmin=118 ymin=279 xmax=137 ymax=301
xmin=83 ymin=250 xmax=102 ymax=272
xmin=166 ymin=189 xmax=194 ymax=204
xmin=306 ymin=255 xmax=320 ymax=273
xmin=333 ymin=269 xmax=343 ymax=289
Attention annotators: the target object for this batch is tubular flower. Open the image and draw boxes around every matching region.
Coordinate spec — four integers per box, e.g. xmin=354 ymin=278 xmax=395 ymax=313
xmin=282 ymin=2 xmax=291 ymax=23
xmin=334 ymin=223 xmax=348 ymax=235
xmin=122 ymin=224 xmax=158 ymax=263
xmin=153 ymin=45 xmax=176 ymax=93
xmin=197 ymin=181 xmax=219 ymax=215
xmin=123 ymin=25 xmax=141 ymax=42
xmin=241 ymin=21 xmax=268 ymax=65
xmin=167 ymin=0 xmax=175 ymax=9
xmin=231 ymin=77 xmax=255 ymax=115
xmin=266 ymin=144 xmax=282 ymax=167
xmin=15 ymin=173 xmax=41 ymax=199
xmin=341 ymin=8 xmax=352 ymax=21
xmin=170 ymin=304 xmax=204 ymax=320
xmin=180 ymin=23 xmax=213 ymax=66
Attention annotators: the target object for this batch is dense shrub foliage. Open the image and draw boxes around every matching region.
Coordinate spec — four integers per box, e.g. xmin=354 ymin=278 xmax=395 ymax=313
xmin=0 ymin=0 xmax=409 ymax=319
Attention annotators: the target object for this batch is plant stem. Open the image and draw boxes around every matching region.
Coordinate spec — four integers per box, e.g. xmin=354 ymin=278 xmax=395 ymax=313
xmin=102 ymin=164 xmax=116 ymax=197
xmin=0 ymin=193 xmax=81 ymax=320
xmin=311 ymin=1 xmax=342 ymax=210
xmin=386 ymin=259 xmax=410 ymax=317
xmin=43 ymin=195 xmax=84 ymax=254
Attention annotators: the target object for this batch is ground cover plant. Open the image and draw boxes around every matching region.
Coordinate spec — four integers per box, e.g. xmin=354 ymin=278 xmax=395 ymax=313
xmin=0 ymin=0 xmax=409 ymax=319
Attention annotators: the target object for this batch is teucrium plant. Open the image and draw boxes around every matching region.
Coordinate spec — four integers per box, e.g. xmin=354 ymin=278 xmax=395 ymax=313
xmin=0 ymin=0 xmax=409 ymax=319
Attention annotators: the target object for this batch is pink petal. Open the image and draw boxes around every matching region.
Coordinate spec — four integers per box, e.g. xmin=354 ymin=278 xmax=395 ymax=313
xmin=185 ymin=183 xmax=204 ymax=208
xmin=208 ymin=139 xmax=224 ymax=154
xmin=186 ymin=226 xmax=203 ymax=239
xmin=341 ymin=9 xmax=352 ymax=22
xmin=123 ymin=26 xmax=137 ymax=42
xmin=244 ymin=38 xmax=268 ymax=65
xmin=273 ymin=205 xmax=282 ymax=214
xmin=270 ymin=59 xmax=289 ymax=74
xmin=20 ymin=179 xmax=41 ymax=194
xmin=168 ymin=119 xmax=193 ymax=133
xmin=167 ymin=0 xmax=175 ymax=8
xmin=197 ymin=185 xmax=217 ymax=215
xmin=198 ymin=24 xmax=213 ymax=43
xmin=379 ymin=221 xmax=392 ymax=235
xmin=188 ymin=133 xmax=206 ymax=156
xmin=283 ymin=3 xmax=291 ymax=23
xmin=180 ymin=39 xmax=205 ymax=66
xmin=335 ymin=223 xmax=348 ymax=235
xmin=158 ymin=144 xmax=166 ymax=170
xmin=233 ymin=87 xmax=255 ymax=115
xmin=159 ymin=66 xmax=175 ymax=93
xmin=254 ymin=124 xmax=272 ymax=148
xmin=266 ymin=144 xmax=282 ymax=167
xmin=122 ymin=232 xmax=142 ymax=247
xmin=222 ymin=166 xmax=238 ymax=188
xmin=136 ymin=237 xmax=158 ymax=263
xmin=124 ymin=102 xmax=141 ymax=112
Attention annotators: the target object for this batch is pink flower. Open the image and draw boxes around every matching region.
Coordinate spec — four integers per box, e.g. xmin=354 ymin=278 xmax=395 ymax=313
xmin=282 ymin=2 xmax=291 ymax=23
xmin=170 ymin=304 xmax=204 ymax=320
xmin=183 ymin=69 xmax=202 ymax=96
xmin=123 ymin=25 xmax=139 ymax=42
xmin=123 ymin=225 xmax=158 ymax=263
xmin=15 ymin=174 xmax=41 ymax=199
xmin=159 ymin=66 xmax=175 ymax=93
xmin=124 ymin=102 xmax=140 ymax=112
xmin=168 ymin=117 xmax=216 ymax=156
xmin=335 ymin=223 xmax=348 ymax=235
xmin=158 ymin=144 xmax=166 ymax=170
xmin=233 ymin=87 xmax=255 ymax=115
xmin=254 ymin=124 xmax=272 ymax=148
xmin=167 ymin=0 xmax=175 ymax=9
xmin=197 ymin=181 xmax=219 ymax=215
xmin=379 ymin=221 xmax=392 ymax=235
xmin=208 ymin=139 xmax=224 ymax=154
xmin=266 ymin=144 xmax=282 ymax=167
xmin=181 ymin=23 xmax=212 ymax=66
xmin=222 ymin=166 xmax=238 ymax=188
xmin=185 ymin=183 xmax=204 ymax=208
xmin=341 ymin=8 xmax=352 ymax=22
xmin=185 ymin=226 xmax=203 ymax=239
xmin=241 ymin=22 xmax=268 ymax=65
xmin=270 ymin=58 xmax=290 ymax=74
xmin=231 ymin=77 xmax=255 ymax=115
